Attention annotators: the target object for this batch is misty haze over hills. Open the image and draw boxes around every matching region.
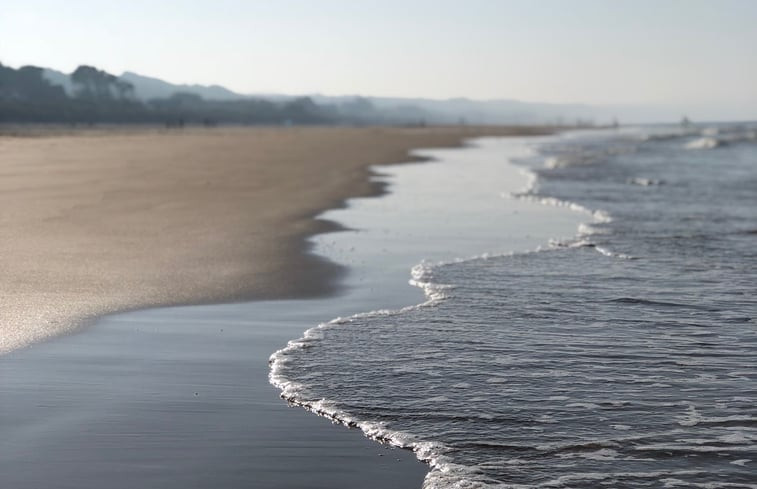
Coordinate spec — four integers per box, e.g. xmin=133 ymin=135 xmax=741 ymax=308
xmin=42 ymin=68 xmax=242 ymax=101
xmin=39 ymin=66 xmax=624 ymax=125
xmin=115 ymin=70 xmax=608 ymax=125
xmin=0 ymin=62 xmax=690 ymax=125
xmin=115 ymin=72 xmax=694 ymax=125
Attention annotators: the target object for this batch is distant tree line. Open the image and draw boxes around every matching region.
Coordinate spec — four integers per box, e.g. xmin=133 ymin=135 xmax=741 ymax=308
xmin=0 ymin=63 xmax=385 ymax=125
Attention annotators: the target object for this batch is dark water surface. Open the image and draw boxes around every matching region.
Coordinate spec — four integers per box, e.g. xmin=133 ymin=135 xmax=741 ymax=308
xmin=273 ymin=125 xmax=757 ymax=488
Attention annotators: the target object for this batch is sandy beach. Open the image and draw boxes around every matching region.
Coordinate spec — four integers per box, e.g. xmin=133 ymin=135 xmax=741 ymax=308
xmin=0 ymin=125 xmax=549 ymax=353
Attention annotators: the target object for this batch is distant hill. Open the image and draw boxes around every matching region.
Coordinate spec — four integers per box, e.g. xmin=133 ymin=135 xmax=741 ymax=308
xmin=3 ymin=63 xmax=332 ymax=124
xmin=119 ymin=71 xmax=244 ymax=101
xmin=42 ymin=69 xmax=244 ymax=102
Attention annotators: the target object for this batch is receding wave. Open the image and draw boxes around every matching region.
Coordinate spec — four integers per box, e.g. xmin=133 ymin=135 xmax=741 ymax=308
xmin=686 ymin=136 xmax=722 ymax=150
xmin=684 ymin=124 xmax=757 ymax=150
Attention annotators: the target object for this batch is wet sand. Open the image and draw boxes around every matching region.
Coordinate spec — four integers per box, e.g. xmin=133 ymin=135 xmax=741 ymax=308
xmin=0 ymin=125 xmax=549 ymax=353
xmin=0 ymin=301 xmax=432 ymax=489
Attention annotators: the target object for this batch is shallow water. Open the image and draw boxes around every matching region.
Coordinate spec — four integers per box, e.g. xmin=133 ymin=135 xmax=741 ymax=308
xmin=273 ymin=125 xmax=757 ymax=488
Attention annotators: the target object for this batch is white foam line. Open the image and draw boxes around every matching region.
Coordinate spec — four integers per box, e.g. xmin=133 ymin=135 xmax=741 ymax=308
xmin=269 ymin=236 xmax=570 ymax=488
xmin=505 ymin=152 xmax=646 ymax=261
xmin=268 ymin=134 xmax=636 ymax=488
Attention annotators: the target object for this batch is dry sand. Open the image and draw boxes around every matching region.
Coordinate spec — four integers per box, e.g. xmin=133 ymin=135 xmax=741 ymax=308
xmin=0 ymin=125 xmax=549 ymax=352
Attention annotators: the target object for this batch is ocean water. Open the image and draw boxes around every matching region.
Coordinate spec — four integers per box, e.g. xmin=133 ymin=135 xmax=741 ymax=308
xmin=271 ymin=126 xmax=757 ymax=488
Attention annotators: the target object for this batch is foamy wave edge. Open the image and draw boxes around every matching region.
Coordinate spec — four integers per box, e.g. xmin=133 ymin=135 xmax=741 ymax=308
xmin=269 ymin=190 xmax=627 ymax=488
xmin=510 ymin=164 xmax=636 ymax=261
xmin=269 ymin=245 xmax=557 ymax=488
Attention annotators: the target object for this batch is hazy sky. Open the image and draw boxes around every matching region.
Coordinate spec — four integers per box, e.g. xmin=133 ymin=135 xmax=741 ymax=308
xmin=2 ymin=0 xmax=755 ymax=114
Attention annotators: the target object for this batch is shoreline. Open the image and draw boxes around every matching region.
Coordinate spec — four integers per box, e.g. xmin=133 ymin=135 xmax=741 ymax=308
xmin=0 ymin=134 xmax=587 ymax=489
xmin=0 ymin=125 xmax=554 ymax=354
xmin=0 ymin=133 xmax=582 ymax=489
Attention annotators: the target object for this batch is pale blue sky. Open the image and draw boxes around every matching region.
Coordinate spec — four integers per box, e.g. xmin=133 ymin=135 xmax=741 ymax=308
xmin=2 ymin=0 xmax=755 ymax=115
